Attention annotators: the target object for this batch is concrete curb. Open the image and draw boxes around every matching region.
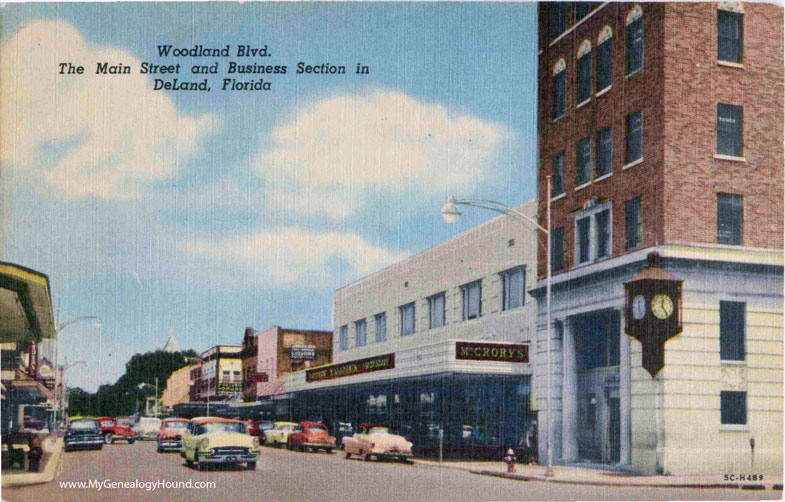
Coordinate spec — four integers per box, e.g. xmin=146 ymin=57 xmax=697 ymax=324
xmin=2 ymin=438 xmax=64 ymax=488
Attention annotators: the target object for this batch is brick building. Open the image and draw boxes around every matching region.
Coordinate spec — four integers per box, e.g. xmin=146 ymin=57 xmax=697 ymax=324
xmin=531 ymin=2 xmax=782 ymax=475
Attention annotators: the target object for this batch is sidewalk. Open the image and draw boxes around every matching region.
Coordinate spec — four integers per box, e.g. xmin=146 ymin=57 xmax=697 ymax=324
xmin=1 ymin=436 xmax=64 ymax=488
xmin=412 ymin=459 xmax=783 ymax=491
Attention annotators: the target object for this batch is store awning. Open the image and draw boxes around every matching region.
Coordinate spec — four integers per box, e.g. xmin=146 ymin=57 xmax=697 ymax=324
xmin=0 ymin=262 xmax=55 ymax=343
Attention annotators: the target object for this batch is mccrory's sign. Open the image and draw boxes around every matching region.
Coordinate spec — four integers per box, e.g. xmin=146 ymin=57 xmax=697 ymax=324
xmin=455 ymin=341 xmax=529 ymax=363
xmin=306 ymin=353 xmax=394 ymax=383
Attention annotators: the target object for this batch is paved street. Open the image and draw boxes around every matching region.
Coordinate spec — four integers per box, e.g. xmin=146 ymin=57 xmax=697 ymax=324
xmin=3 ymin=442 xmax=780 ymax=502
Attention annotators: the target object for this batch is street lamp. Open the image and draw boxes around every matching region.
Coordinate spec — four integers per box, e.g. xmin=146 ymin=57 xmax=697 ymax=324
xmin=441 ymin=177 xmax=554 ymax=477
xmin=54 ymin=316 xmax=100 ymax=426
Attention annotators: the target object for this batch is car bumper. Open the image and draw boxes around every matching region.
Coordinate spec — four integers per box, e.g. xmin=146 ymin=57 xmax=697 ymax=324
xmin=139 ymin=433 xmax=158 ymax=441
xmin=302 ymin=442 xmax=335 ymax=448
xmin=158 ymin=440 xmax=183 ymax=450
xmin=374 ymin=450 xmax=412 ymax=458
xmin=65 ymin=438 xmax=103 ymax=448
xmin=199 ymin=452 xmax=259 ymax=464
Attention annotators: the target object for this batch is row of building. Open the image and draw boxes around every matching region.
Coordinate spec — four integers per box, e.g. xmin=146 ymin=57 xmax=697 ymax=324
xmin=160 ymin=2 xmax=782 ymax=476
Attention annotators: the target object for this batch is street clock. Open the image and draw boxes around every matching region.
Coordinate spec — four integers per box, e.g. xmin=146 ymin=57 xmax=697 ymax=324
xmin=624 ymin=252 xmax=683 ymax=378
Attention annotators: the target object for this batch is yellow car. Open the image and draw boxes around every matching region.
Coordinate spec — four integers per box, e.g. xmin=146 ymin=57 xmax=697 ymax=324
xmin=181 ymin=417 xmax=260 ymax=470
xmin=264 ymin=421 xmax=299 ymax=448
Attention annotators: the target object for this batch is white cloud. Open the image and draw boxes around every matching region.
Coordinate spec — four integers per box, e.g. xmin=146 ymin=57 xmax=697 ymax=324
xmin=0 ymin=20 xmax=217 ymax=200
xmin=253 ymin=88 xmax=505 ymax=219
xmin=185 ymin=227 xmax=408 ymax=285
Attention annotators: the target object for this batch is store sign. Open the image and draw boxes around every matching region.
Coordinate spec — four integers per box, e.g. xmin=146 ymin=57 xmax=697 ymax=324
xmin=28 ymin=342 xmax=37 ymax=377
xmin=218 ymin=383 xmax=242 ymax=394
xmin=306 ymin=353 xmax=394 ymax=383
xmin=290 ymin=345 xmax=317 ymax=360
xmin=455 ymin=342 xmax=529 ymax=363
xmin=247 ymin=372 xmax=268 ymax=383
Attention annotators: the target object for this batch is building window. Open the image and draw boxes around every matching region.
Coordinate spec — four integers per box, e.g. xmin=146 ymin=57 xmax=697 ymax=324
xmin=374 ymin=313 xmax=387 ymax=342
xmin=551 ymin=2 xmax=568 ymax=40
xmin=552 ymin=152 xmax=565 ymax=196
xmin=720 ymin=391 xmax=747 ymax=425
xmin=551 ymin=227 xmax=565 ymax=271
xmin=718 ymin=10 xmax=743 ymax=63
xmin=717 ymin=104 xmax=743 ymax=157
xmin=595 ymin=209 xmax=611 ymax=259
xmin=400 ymin=302 xmax=416 ymax=336
xmin=461 ymin=280 xmax=482 ymax=320
xmin=576 ymin=137 xmax=592 ymax=186
xmin=625 ymin=6 xmax=644 ymax=75
xmin=428 ymin=292 xmax=446 ymax=329
xmin=597 ymin=27 xmax=613 ymax=91
xmin=577 ymin=41 xmax=592 ymax=104
xmin=553 ymin=62 xmax=567 ymax=119
xmin=595 ymin=126 xmax=613 ymax=177
xmin=717 ymin=194 xmax=743 ymax=245
xmin=720 ymin=301 xmax=745 ymax=361
xmin=576 ymin=217 xmax=591 ymax=264
xmin=626 ymin=109 xmax=643 ymax=164
xmin=625 ymin=197 xmax=642 ymax=250
xmin=501 ymin=267 xmax=525 ymax=311
xmin=339 ymin=325 xmax=348 ymax=351
xmin=355 ymin=319 xmax=367 ymax=347
xmin=575 ymin=2 xmax=595 ymax=21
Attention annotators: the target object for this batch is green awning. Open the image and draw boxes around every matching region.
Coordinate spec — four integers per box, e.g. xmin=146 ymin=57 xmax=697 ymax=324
xmin=0 ymin=262 xmax=55 ymax=343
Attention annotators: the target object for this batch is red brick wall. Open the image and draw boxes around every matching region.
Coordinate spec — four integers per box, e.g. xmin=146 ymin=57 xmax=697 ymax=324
xmin=661 ymin=3 xmax=784 ymax=249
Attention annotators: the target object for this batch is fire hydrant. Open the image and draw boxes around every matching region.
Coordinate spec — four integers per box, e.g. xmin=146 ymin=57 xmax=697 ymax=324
xmin=503 ymin=448 xmax=517 ymax=473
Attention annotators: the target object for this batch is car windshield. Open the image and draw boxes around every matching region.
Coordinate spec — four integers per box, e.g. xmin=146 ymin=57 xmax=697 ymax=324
xmin=165 ymin=421 xmax=187 ymax=430
xmin=140 ymin=418 xmax=161 ymax=427
xmin=70 ymin=420 xmax=99 ymax=430
xmin=117 ymin=418 xmax=132 ymax=426
xmin=309 ymin=425 xmax=327 ymax=433
xmin=99 ymin=420 xmax=115 ymax=427
xmin=196 ymin=422 xmax=247 ymax=435
xmin=368 ymin=427 xmax=390 ymax=434
xmin=260 ymin=423 xmax=275 ymax=430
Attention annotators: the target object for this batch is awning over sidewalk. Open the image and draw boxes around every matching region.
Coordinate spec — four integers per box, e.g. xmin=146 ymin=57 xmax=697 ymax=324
xmin=0 ymin=263 xmax=55 ymax=343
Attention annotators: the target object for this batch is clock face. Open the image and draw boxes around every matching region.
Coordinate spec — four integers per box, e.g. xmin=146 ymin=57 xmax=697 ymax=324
xmin=632 ymin=295 xmax=647 ymax=320
xmin=651 ymin=294 xmax=674 ymax=320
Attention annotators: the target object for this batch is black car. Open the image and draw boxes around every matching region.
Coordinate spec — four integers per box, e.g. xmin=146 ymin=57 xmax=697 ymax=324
xmin=64 ymin=419 xmax=104 ymax=452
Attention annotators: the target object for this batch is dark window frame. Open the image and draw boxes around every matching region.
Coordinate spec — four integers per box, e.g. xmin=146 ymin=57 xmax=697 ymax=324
xmin=576 ymin=217 xmax=591 ymax=264
xmin=717 ymin=193 xmax=743 ymax=245
xmin=374 ymin=313 xmax=387 ymax=343
xmin=626 ymin=109 xmax=643 ymax=164
xmin=718 ymin=10 xmax=743 ymax=64
xmin=595 ymin=126 xmax=613 ymax=177
xmin=552 ymin=152 xmax=565 ymax=196
xmin=552 ymin=70 xmax=567 ymax=120
xmin=355 ymin=319 xmax=367 ymax=347
xmin=720 ymin=301 xmax=746 ymax=361
xmin=625 ymin=197 xmax=643 ymax=250
xmin=428 ymin=292 xmax=446 ymax=329
xmin=339 ymin=325 xmax=349 ymax=351
xmin=577 ymin=49 xmax=593 ymax=104
xmin=625 ymin=15 xmax=644 ymax=75
xmin=597 ymin=37 xmax=613 ymax=91
xmin=717 ymin=103 xmax=743 ymax=157
xmin=720 ymin=391 xmax=747 ymax=425
xmin=461 ymin=280 xmax=482 ymax=320
xmin=400 ymin=302 xmax=416 ymax=336
xmin=501 ymin=267 xmax=526 ymax=311
xmin=551 ymin=227 xmax=565 ymax=272
xmin=576 ymin=137 xmax=593 ymax=186
xmin=595 ymin=209 xmax=611 ymax=259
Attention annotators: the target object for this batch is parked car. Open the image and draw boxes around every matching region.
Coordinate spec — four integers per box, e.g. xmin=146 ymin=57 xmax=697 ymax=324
xmin=342 ymin=424 xmax=413 ymax=462
xmin=97 ymin=417 xmax=137 ymax=444
xmin=181 ymin=417 xmax=260 ymax=471
xmin=157 ymin=418 xmax=188 ymax=453
xmin=245 ymin=420 xmax=273 ymax=443
xmin=264 ymin=421 xmax=299 ymax=448
xmin=23 ymin=416 xmax=46 ymax=431
xmin=287 ymin=422 xmax=336 ymax=453
xmin=64 ymin=418 xmax=103 ymax=452
xmin=135 ymin=417 xmax=162 ymax=441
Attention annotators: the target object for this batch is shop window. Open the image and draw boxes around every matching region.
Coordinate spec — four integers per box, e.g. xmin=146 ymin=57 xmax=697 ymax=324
xmin=355 ymin=319 xmax=367 ymax=347
xmin=339 ymin=325 xmax=348 ymax=351
xmin=720 ymin=301 xmax=745 ymax=361
xmin=720 ymin=391 xmax=747 ymax=425
xmin=552 ymin=152 xmax=565 ymax=196
xmin=717 ymin=193 xmax=743 ymax=245
xmin=501 ymin=267 xmax=525 ymax=311
xmin=551 ymin=227 xmax=565 ymax=271
xmin=374 ymin=313 xmax=387 ymax=342
xmin=625 ymin=197 xmax=642 ymax=250
xmin=597 ymin=27 xmax=613 ymax=92
xmin=625 ymin=6 xmax=644 ymax=75
xmin=718 ymin=10 xmax=743 ymax=64
xmin=553 ymin=60 xmax=567 ymax=119
xmin=551 ymin=2 xmax=568 ymax=40
xmin=595 ymin=126 xmax=613 ymax=177
xmin=577 ymin=41 xmax=593 ymax=105
xmin=625 ymin=109 xmax=643 ymax=164
xmin=717 ymin=104 xmax=743 ymax=157
xmin=461 ymin=280 xmax=482 ymax=320
xmin=400 ymin=302 xmax=416 ymax=336
xmin=428 ymin=292 xmax=446 ymax=329
xmin=576 ymin=137 xmax=592 ymax=186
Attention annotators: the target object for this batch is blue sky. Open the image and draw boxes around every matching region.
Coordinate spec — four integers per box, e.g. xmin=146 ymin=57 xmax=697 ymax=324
xmin=1 ymin=2 xmax=538 ymax=391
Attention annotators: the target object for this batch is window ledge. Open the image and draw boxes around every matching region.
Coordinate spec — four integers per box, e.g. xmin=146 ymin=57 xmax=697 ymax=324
xmin=721 ymin=359 xmax=746 ymax=366
xmin=552 ymin=114 xmax=566 ymax=123
xmin=718 ymin=60 xmax=744 ymax=69
xmin=720 ymin=425 xmax=749 ymax=432
xmin=576 ymin=98 xmax=591 ymax=110
xmin=550 ymin=192 xmax=566 ymax=202
xmin=596 ymin=86 xmax=612 ymax=97
xmin=594 ymin=172 xmax=613 ymax=183
xmin=623 ymin=158 xmax=643 ymax=170
xmin=714 ymin=154 xmax=746 ymax=162
xmin=575 ymin=181 xmax=592 ymax=192
xmin=625 ymin=68 xmax=644 ymax=79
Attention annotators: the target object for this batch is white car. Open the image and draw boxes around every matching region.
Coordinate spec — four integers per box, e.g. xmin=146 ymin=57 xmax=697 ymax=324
xmin=342 ymin=424 xmax=413 ymax=462
xmin=135 ymin=417 xmax=162 ymax=441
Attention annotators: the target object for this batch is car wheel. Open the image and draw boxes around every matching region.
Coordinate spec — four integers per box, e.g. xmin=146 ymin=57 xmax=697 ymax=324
xmin=157 ymin=444 xmax=163 ymax=453
xmin=286 ymin=440 xmax=292 ymax=451
xmin=195 ymin=452 xmax=203 ymax=471
xmin=246 ymin=462 xmax=256 ymax=471
xmin=97 ymin=444 xmax=103 ymax=451
xmin=103 ymin=433 xmax=114 ymax=444
xmin=326 ymin=448 xmax=333 ymax=454
xmin=128 ymin=438 xmax=136 ymax=444
xmin=185 ymin=454 xmax=194 ymax=468
xmin=64 ymin=446 xmax=71 ymax=452
xmin=345 ymin=451 xmax=351 ymax=459
xmin=364 ymin=452 xmax=372 ymax=462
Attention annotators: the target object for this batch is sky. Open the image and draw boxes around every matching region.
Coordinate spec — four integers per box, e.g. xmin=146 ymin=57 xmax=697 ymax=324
xmin=0 ymin=2 xmax=538 ymax=391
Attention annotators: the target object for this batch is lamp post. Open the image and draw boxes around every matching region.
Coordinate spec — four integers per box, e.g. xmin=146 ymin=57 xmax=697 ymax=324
xmin=54 ymin=316 xmax=100 ymax=426
xmin=441 ymin=177 xmax=554 ymax=477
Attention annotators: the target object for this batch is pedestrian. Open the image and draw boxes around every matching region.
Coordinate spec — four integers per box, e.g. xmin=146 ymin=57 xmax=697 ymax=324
xmin=27 ymin=436 xmax=43 ymax=472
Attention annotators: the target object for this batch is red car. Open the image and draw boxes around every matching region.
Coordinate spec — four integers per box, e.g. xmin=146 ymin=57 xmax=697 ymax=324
xmin=246 ymin=420 xmax=273 ymax=444
xmin=287 ymin=422 xmax=336 ymax=453
xmin=157 ymin=417 xmax=188 ymax=453
xmin=97 ymin=417 xmax=137 ymax=444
